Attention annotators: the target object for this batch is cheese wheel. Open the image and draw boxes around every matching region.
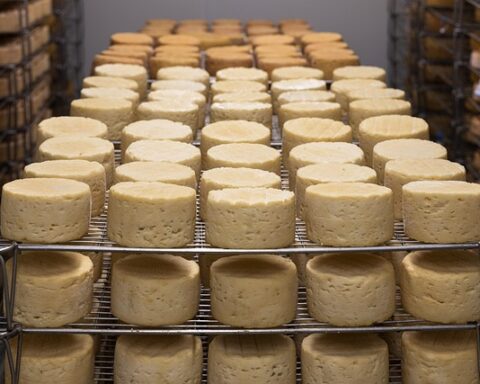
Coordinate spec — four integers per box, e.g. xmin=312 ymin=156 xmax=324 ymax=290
xmin=271 ymin=79 xmax=326 ymax=101
xmin=309 ymin=52 xmax=359 ymax=80
xmin=7 ymin=334 xmax=94 ymax=384
xmin=306 ymin=253 xmax=396 ymax=325
xmin=349 ymin=98 xmax=412 ymax=139
xmin=279 ymin=101 xmax=342 ymax=127
xmin=333 ymin=65 xmax=386 ymax=81
xmin=150 ymin=55 xmax=200 ymax=74
xmin=109 ymin=44 xmax=154 ymax=54
xmin=108 ymin=182 xmax=196 ymax=247
xmin=94 ymin=63 xmax=148 ymax=96
xmin=37 ymin=137 xmax=115 ymax=187
xmin=301 ymin=32 xmax=343 ymax=46
xmin=257 ymin=57 xmax=308 ymax=75
xmin=296 ymin=163 xmax=377 ymax=219
xmin=330 ymin=78 xmax=386 ymax=111
xmin=402 ymin=331 xmax=479 ymax=384
xmin=208 ymin=334 xmax=296 ymax=384
xmin=403 ymin=181 xmax=480 ymax=243
xmin=24 ymin=160 xmax=106 ymax=217
xmin=121 ymin=119 xmax=193 ymax=159
xmin=359 ymin=115 xmax=430 ymax=166
xmin=302 ymin=334 xmax=389 ymax=384
xmin=8 ymin=251 xmax=93 ymax=327
xmin=304 ymin=41 xmax=349 ymax=55
xmin=200 ymin=167 xmax=280 ymax=220
xmin=111 ymin=32 xmax=153 ymax=46
xmin=80 ymin=87 xmax=139 ymax=106
xmin=1 ymin=178 xmax=91 ymax=243
xmin=305 ymin=183 xmax=394 ymax=246
xmin=136 ymin=100 xmax=199 ymax=132
xmin=385 ymin=159 xmax=466 ymax=219
xmin=150 ymin=79 xmax=207 ymax=96
xmin=210 ymin=102 xmax=272 ymax=128
xmin=206 ymin=52 xmax=253 ymax=76
xmin=210 ymin=255 xmax=297 ymax=327
xmin=206 ymin=187 xmax=295 ymax=248
xmin=346 ymin=87 xmax=405 ymax=109
xmin=71 ymin=97 xmax=133 ymax=141
xmin=211 ymin=80 xmax=266 ymax=96
xmin=283 ymin=117 xmax=352 ymax=162
xmin=83 ymin=76 xmax=139 ymax=92
xmin=373 ymin=139 xmax=447 ymax=183
xmin=155 ymin=45 xmax=200 ymax=54
xmin=288 ymin=142 xmax=365 ymax=187
xmin=252 ymin=34 xmax=295 ymax=46
xmin=114 ymin=334 xmax=202 ymax=384
xmin=111 ymin=254 xmax=200 ymax=325
xmin=213 ymin=91 xmax=271 ymax=104
xmin=278 ymin=90 xmax=336 ymax=107
xmin=156 ymin=65 xmax=209 ymax=86
xmin=271 ymin=66 xmax=324 ymax=82
xmin=206 ymin=143 xmax=281 ymax=174
xmin=216 ymin=67 xmax=269 ymax=85
xmin=255 ymin=44 xmax=298 ymax=55
xmin=37 ymin=116 xmax=107 ymax=146
xmin=124 ymin=140 xmax=201 ymax=178
xmin=158 ymin=34 xmax=201 ymax=46
xmin=400 ymin=250 xmax=480 ymax=323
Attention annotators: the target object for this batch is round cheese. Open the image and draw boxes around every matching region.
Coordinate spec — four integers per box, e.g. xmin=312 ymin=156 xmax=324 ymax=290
xmin=94 ymin=63 xmax=148 ymax=96
xmin=37 ymin=116 xmax=107 ymax=146
xmin=158 ymin=34 xmax=201 ymax=46
xmin=252 ymin=34 xmax=295 ymax=46
xmin=279 ymin=101 xmax=342 ymax=127
xmin=372 ymin=139 xmax=447 ymax=183
xmin=210 ymin=102 xmax=272 ymax=128
xmin=206 ymin=52 xmax=253 ymax=76
xmin=346 ymin=87 xmax=405 ymax=108
xmin=301 ymin=32 xmax=343 ymax=46
xmin=305 ymin=183 xmax=394 ymax=246
xmin=124 ymin=140 xmax=201 ymax=178
xmin=114 ymin=334 xmax=202 ymax=384
xmin=206 ymin=143 xmax=281 ymax=174
xmin=257 ymin=56 xmax=308 ymax=75
xmin=330 ymin=78 xmax=386 ymax=111
xmin=1 ymin=178 xmax=91 ymax=243
xmin=271 ymin=66 xmax=324 ymax=82
xmin=80 ymin=87 xmax=139 ymax=106
xmin=403 ymin=180 xmax=480 ymax=243
xmin=384 ymin=159 xmax=466 ymax=219
xmin=213 ymin=91 xmax=271 ymax=104
xmin=287 ymin=142 xmax=365 ymax=187
xmin=200 ymin=167 xmax=280 ymax=220
xmin=206 ymin=187 xmax=295 ymax=248
xmin=271 ymin=78 xmax=326 ymax=103
xmin=8 ymin=251 xmax=93 ymax=327
xmin=111 ymin=32 xmax=153 ymax=45
xmin=255 ymin=44 xmax=298 ymax=55
xmin=150 ymin=79 xmax=207 ymax=96
xmin=333 ymin=65 xmax=386 ymax=81
xmin=359 ymin=115 xmax=430 ymax=165
xmin=37 ymin=137 xmax=115 ymax=186
xmin=278 ymin=90 xmax=336 ymax=107
xmin=83 ymin=76 xmax=139 ymax=92
xmin=136 ymin=101 xmax=199 ymax=132
xmin=114 ymin=161 xmax=196 ymax=189
xmin=208 ymin=334 xmax=296 ymax=384
xmin=296 ymin=163 xmax=377 ymax=219
xmin=216 ymin=67 xmax=269 ymax=85
xmin=349 ymin=98 xmax=412 ymax=139
xmin=24 ymin=160 xmax=106 ymax=217
xmin=306 ymin=253 xmax=395 ymax=325
xmin=210 ymin=255 xmax=297 ymax=327
xmin=402 ymin=331 xmax=479 ymax=384
xmin=309 ymin=51 xmax=359 ymax=80
xmin=71 ymin=97 xmax=133 ymax=141
xmin=211 ymin=80 xmax=266 ymax=96
xmin=156 ymin=65 xmax=209 ymax=86
xmin=111 ymin=254 xmax=200 ymax=325
xmin=302 ymin=334 xmax=389 ymax=384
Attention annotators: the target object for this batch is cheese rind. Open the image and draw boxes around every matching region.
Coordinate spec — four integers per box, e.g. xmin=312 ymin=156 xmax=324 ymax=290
xmin=156 ymin=65 xmax=209 ymax=86
xmin=279 ymin=101 xmax=342 ymax=127
xmin=346 ymin=87 xmax=405 ymax=107
xmin=213 ymin=91 xmax=271 ymax=104
xmin=330 ymin=78 xmax=386 ymax=111
xmin=278 ymin=90 xmax=335 ymax=106
xmin=136 ymin=101 xmax=199 ymax=132
xmin=150 ymin=79 xmax=207 ymax=96
xmin=216 ymin=67 xmax=269 ymax=85
xmin=402 ymin=180 xmax=480 ymax=243
xmin=80 ymin=87 xmax=139 ymax=106
xmin=271 ymin=66 xmax=324 ymax=81
xmin=83 ymin=75 xmax=139 ymax=92
xmin=333 ymin=65 xmax=386 ymax=81
xmin=111 ymin=254 xmax=200 ymax=325
xmin=271 ymin=78 xmax=326 ymax=112
xmin=107 ymin=182 xmax=196 ymax=247
xmin=210 ymin=102 xmax=272 ymax=128
xmin=94 ymin=63 xmax=148 ymax=95
xmin=305 ymin=183 xmax=394 ymax=246
xmin=206 ymin=187 xmax=295 ymax=248
xmin=306 ymin=253 xmax=396 ymax=325
xmin=211 ymin=80 xmax=266 ymax=96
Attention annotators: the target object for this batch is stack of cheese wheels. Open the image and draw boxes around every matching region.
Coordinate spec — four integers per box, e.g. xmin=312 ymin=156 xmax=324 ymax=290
xmin=330 ymin=78 xmax=386 ymax=112
xmin=156 ymin=66 xmax=209 ymax=86
xmin=373 ymin=138 xmax=447 ymax=183
xmin=114 ymin=335 xmax=202 ymax=384
xmin=206 ymin=187 xmax=295 ymax=248
xmin=210 ymin=101 xmax=273 ymax=127
xmin=302 ymin=334 xmax=389 ymax=384
xmin=1 ymin=178 xmax=91 ymax=243
xmin=206 ymin=143 xmax=281 ymax=174
xmin=402 ymin=331 xmax=479 ymax=384
xmin=37 ymin=116 xmax=108 ymax=146
xmin=200 ymin=167 xmax=281 ymax=220
xmin=121 ymin=119 xmax=193 ymax=159
xmin=107 ymin=182 xmax=196 ymax=247
xmin=282 ymin=117 xmax=353 ymax=162
xmin=24 ymin=160 xmax=106 ymax=217
xmin=402 ymin=181 xmax=480 ymax=243
xmin=271 ymin=66 xmax=324 ymax=82
xmin=213 ymin=91 xmax=271 ymax=104
xmin=37 ymin=137 xmax=115 ymax=186
xmin=358 ymin=115 xmax=430 ymax=165
xmin=82 ymin=76 xmax=140 ymax=92
xmin=305 ymin=183 xmax=394 ymax=246
xmin=384 ymin=159 xmax=466 ymax=219
xmin=80 ymin=87 xmax=140 ymax=106
xmin=306 ymin=253 xmax=396 ymax=325
xmin=346 ymin=87 xmax=405 ymax=108
xmin=208 ymin=334 xmax=296 ymax=384
xmin=279 ymin=101 xmax=342 ymax=127
xmin=287 ymin=142 xmax=365 ymax=187
xmin=111 ymin=254 xmax=200 ymax=325
xmin=211 ymin=80 xmax=266 ymax=96
xmin=210 ymin=255 xmax=297 ymax=327
xmin=295 ymin=163 xmax=377 ymax=219
xmin=94 ymin=63 xmax=148 ymax=96
xmin=7 ymin=251 xmax=93 ymax=327
xmin=7 ymin=334 xmax=94 ymax=384
xmin=114 ymin=161 xmax=196 ymax=188
xmin=124 ymin=140 xmax=201 ymax=179
xmin=151 ymin=79 xmax=207 ymax=97
xmin=332 ymin=65 xmax=387 ymax=81
xmin=278 ymin=90 xmax=336 ymax=108
xmin=399 ymin=250 xmax=480 ymax=323
xmin=216 ymin=67 xmax=269 ymax=85
xmin=136 ymin=101 xmax=199 ymax=133
xmin=271 ymin=78 xmax=326 ymax=111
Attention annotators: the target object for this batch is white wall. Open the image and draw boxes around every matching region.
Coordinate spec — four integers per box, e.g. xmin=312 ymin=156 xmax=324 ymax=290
xmin=83 ymin=0 xmax=387 ymax=75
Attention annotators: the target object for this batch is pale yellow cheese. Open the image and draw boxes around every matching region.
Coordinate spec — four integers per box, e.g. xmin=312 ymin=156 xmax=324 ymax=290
xmin=216 ymin=67 xmax=269 ymax=85
xmin=80 ymin=87 xmax=139 ymax=106
xmin=279 ymin=101 xmax=342 ymax=127
xmin=211 ymin=80 xmax=266 ymax=96
xmin=278 ymin=90 xmax=336 ymax=107
xmin=210 ymin=102 xmax=272 ymax=128
xmin=333 ymin=65 xmax=386 ymax=81
xmin=136 ymin=100 xmax=199 ymax=132
xmin=83 ymin=75 xmax=139 ymax=92
xmin=271 ymin=66 xmax=324 ymax=81
xmin=271 ymin=78 xmax=326 ymax=112
xmin=156 ymin=65 xmax=209 ymax=86
xmin=94 ymin=63 xmax=148 ymax=96
xmin=213 ymin=91 xmax=271 ymax=104
xmin=330 ymin=78 xmax=386 ymax=111
xmin=37 ymin=116 xmax=107 ymax=146
xmin=150 ymin=79 xmax=207 ymax=96
xmin=84 ymin=252 xmax=103 ymax=282
xmin=346 ymin=87 xmax=405 ymax=110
